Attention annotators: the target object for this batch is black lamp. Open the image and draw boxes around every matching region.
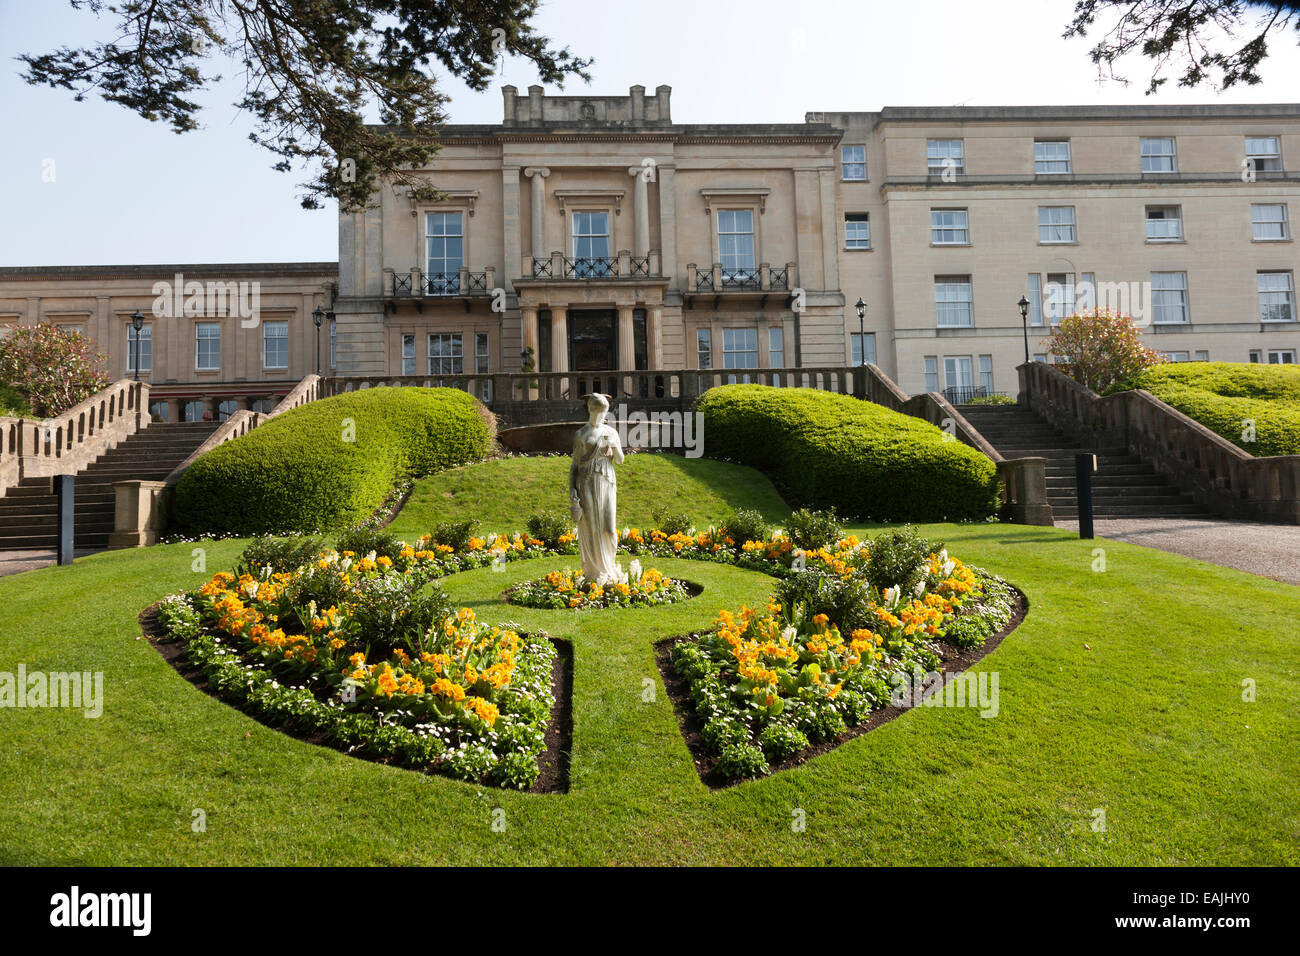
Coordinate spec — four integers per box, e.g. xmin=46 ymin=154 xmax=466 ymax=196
xmin=312 ymin=306 xmax=324 ymax=376
xmin=1017 ymin=295 xmax=1031 ymax=366
xmin=130 ymin=309 xmax=144 ymax=381
xmin=854 ymin=298 xmax=866 ymax=367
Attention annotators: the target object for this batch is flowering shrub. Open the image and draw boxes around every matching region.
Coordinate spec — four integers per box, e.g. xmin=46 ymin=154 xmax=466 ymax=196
xmin=509 ymin=562 xmax=690 ymax=610
xmin=0 ymin=323 xmax=111 ymax=417
xmin=1043 ymin=308 xmax=1167 ymax=393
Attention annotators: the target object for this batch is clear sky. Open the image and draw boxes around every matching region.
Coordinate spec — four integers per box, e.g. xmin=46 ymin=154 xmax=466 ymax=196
xmin=2 ymin=0 xmax=1298 ymax=266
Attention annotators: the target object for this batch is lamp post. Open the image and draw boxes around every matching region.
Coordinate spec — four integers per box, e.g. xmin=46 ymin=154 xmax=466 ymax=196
xmin=854 ymin=297 xmax=866 ymax=367
xmin=130 ymin=310 xmax=144 ymax=382
xmin=312 ymin=306 xmax=324 ymax=376
xmin=1017 ymin=295 xmax=1030 ymax=366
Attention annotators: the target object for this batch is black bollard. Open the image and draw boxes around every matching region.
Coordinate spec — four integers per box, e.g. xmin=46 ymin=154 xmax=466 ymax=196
xmin=1075 ymin=453 xmax=1097 ymax=540
xmin=55 ymin=474 xmax=75 ymax=565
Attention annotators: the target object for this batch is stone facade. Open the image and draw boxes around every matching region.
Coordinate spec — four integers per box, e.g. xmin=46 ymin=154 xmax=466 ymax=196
xmin=3 ymin=90 xmax=1299 ymax=409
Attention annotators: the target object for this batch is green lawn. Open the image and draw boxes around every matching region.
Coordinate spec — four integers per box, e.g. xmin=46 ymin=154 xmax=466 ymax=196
xmin=1 ymin=456 xmax=1297 ymax=865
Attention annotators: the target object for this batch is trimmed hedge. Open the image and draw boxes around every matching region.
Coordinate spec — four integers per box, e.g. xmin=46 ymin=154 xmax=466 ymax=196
xmin=172 ymin=388 xmax=495 ymax=535
xmin=696 ymin=385 xmax=999 ymax=521
xmin=1134 ymin=362 xmax=1300 ymax=457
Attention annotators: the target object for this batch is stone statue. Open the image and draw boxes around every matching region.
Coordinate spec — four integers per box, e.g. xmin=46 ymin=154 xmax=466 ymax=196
xmin=569 ymin=393 xmax=624 ymax=585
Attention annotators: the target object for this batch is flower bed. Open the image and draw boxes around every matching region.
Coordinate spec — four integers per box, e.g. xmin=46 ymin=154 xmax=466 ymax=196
xmin=507 ymin=561 xmax=692 ymax=610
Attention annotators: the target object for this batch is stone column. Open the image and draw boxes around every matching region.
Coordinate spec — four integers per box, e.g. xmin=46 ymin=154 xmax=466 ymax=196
xmin=523 ymin=167 xmax=550 ymax=264
xmin=617 ymin=305 xmax=635 ymax=370
xmin=520 ymin=306 xmax=539 ymax=402
xmin=551 ymin=306 xmax=568 ymax=373
xmin=648 ymin=306 xmax=663 ymax=369
xmin=627 ymin=166 xmax=650 ymax=257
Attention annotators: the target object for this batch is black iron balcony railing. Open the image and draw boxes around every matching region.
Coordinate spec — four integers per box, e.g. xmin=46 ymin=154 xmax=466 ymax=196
xmin=565 ymin=256 xmax=617 ymax=278
xmin=391 ymin=270 xmax=491 ymax=297
xmin=527 ymin=252 xmax=656 ymax=280
xmin=768 ymin=265 xmax=790 ymax=290
xmin=688 ymin=263 xmax=793 ymax=294
xmin=941 ymin=385 xmax=1008 ymax=404
xmin=720 ymin=268 xmax=760 ymax=290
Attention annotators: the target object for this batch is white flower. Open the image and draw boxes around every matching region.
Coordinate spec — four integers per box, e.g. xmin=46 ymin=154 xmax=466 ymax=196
xmin=781 ymin=625 xmax=798 ymax=643
xmin=629 ymin=558 xmax=643 ymax=581
xmin=912 ymin=579 xmax=926 ymax=598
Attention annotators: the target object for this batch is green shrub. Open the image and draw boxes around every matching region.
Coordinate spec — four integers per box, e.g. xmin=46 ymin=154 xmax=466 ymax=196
xmin=759 ymin=721 xmax=809 ymax=762
xmin=719 ymin=508 xmax=769 ymax=546
xmin=1132 ymin=362 xmax=1300 ymax=456
xmin=335 ymin=527 xmax=405 ymax=562
xmin=696 ymin=385 xmax=999 ymax=522
xmin=714 ymin=742 xmax=769 ymax=779
xmin=525 ymin=511 xmax=571 ymax=548
xmin=964 ymin=393 xmax=1016 ymax=406
xmin=774 ymin=572 xmax=875 ymax=634
xmin=866 ymin=525 xmax=942 ymax=595
xmin=172 ymin=388 xmax=494 ymax=535
xmin=785 ymin=506 xmax=845 ymax=550
xmin=236 ymin=535 xmax=323 ymax=576
xmin=343 ymin=575 xmax=451 ymax=656
xmin=0 ymin=383 xmax=31 ymax=417
xmin=654 ymin=508 xmax=693 ymax=536
xmin=428 ymin=518 xmax=478 ymax=552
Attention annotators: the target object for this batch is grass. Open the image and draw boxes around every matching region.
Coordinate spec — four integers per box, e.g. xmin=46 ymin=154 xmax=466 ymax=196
xmin=1 ymin=456 xmax=1298 ymax=865
xmin=387 ymin=452 xmax=791 ymax=538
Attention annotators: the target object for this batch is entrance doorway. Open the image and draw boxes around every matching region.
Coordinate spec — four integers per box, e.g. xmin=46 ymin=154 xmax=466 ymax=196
xmin=568 ymin=309 xmax=616 ymax=371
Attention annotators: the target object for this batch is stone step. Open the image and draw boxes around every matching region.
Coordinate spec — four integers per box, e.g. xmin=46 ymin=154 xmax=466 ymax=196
xmin=1052 ymin=504 xmax=1207 ymax=518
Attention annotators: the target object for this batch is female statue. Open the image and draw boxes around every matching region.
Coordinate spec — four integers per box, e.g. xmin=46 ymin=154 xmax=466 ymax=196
xmin=569 ymin=393 xmax=624 ymax=585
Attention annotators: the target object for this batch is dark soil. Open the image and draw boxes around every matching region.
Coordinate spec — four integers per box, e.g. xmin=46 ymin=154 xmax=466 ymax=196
xmin=653 ymin=585 xmax=1029 ymax=789
xmin=138 ymin=604 xmax=573 ymax=794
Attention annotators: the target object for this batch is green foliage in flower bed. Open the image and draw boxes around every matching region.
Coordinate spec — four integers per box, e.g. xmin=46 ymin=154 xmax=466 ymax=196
xmin=508 ymin=563 xmax=691 ymax=610
xmin=1132 ymin=362 xmax=1300 ymax=456
xmin=172 ymin=388 xmax=495 ymax=536
xmin=695 ymin=385 xmax=1000 ymax=521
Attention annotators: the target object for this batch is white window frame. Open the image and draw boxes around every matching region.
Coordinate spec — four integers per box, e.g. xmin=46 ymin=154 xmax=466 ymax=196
xmin=425 ymin=211 xmax=465 ymax=292
xmin=844 ymin=213 xmax=871 ymax=250
xmin=851 ymin=331 xmax=876 ymax=367
xmin=1045 ymin=273 xmax=1077 ymax=323
xmin=126 ymin=322 xmax=152 ymax=374
xmin=1251 ymin=203 xmax=1290 ymax=241
xmin=1268 ymin=349 xmax=1295 ymax=364
xmin=927 ymin=139 xmax=965 ymax=176
xmin=1246 ymin=136 xmax=1283 ymax=172
xmin=1034 ymin=140 xmax=1071 ymax=174
xmin=696 ymin=328 xmax=713 ymax=370
xmin=1140 ymin=137 xmax=1177 ymax=173
xmin=930 ymin=208 xmax=970 ymax=245
xmin=263 ymin=320 xmax=289 ymax=370
xmin=329 ymin=317 xmax=337 ymax=369
xmin=935 ymin=276 xmax=974 ymax=328
xmin=841 ymin=144 xmax=867 ymax=181
xmin=195 ymin=321 xmax=221 ymax=371
xmin=722 ymin=327 xmax=758 ymax=370
xmin=401 ymin=334 xmax=416 ymax=375
xmin=1151 ymin=272 xmax=1190 ymax=325
xmin=1038 ymin=205 xmax=1077 ymax=243
xmin=1146 ymin=205 xmax=1183 ymax=242
xmin=923 ymin=356 xmax=938 ymax=393
xmin=428 ymin=332 xmax=464 ymax=376
xmin=1027 ymin=274 xmax=1044 ymax=327
xmin=979 ymin=354 xmax=994 ymax=394
xmin=768 ymin=326 xmax=784 ymax=368
xmin=717 ymin=209 xmax=757 ymax=277
xmin=1258 ymin=271 xmax=1296 ymax=324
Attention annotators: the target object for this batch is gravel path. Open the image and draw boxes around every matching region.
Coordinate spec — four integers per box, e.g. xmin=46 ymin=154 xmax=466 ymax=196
xmin=0 ymin=549 xmax=97 ymax=578
xmin=1055 ymin=517 xmax=1300 ymax=587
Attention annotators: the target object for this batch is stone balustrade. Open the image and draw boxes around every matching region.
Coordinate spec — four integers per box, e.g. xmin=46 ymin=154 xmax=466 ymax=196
xmin=1020 ymin=360 xmax=1300 ymax=524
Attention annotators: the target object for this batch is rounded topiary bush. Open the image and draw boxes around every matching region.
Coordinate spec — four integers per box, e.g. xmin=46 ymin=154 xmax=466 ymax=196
xmin=1133 ymin=362 xmax=1300 ymax=457
xmin=172 ymin=387 xmax=495 ymax=535
xmin=696 ymin=385 xmax=999 ymax=522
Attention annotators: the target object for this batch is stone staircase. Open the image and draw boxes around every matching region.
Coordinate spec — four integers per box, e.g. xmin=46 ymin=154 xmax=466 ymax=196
xmin=0 ymin=421 xmax=220 ymax=551
xmin=958 ymin=403 xmax=1207 ymax=521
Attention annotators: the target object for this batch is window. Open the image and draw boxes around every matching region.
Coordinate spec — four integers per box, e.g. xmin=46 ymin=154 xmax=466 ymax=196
xmin=1027 ymin=274 xmax=1044 ymax=326
xmin=931 ymin=208 xmax=970 ymax=245
xmin=1250 ymin=349 xmax=1262 ymax=363
xmin=1195 ymin=350 xmax=1210 ymax=362
xmin=717 ymin=209 xmax=756 ymax=277
xmin=126 ymin=322 xmax=152 ymax=374
xmin=182 ymin=400 xmax=206 ymax=422
xmin=1251 ymin=203 xmax=1290 ymax=240
xmin=851 ymin=332 xmax=876 ymax=367
xmin=935 ymin=276 xmax=974 ymax=327
xmin=425 ymin=212 xmax=464 ymax=292
xmin=844 ymin=213 xmax=871 ymax=250
xmin=927 ymin=139 xmax=964 ymax=176
xmin=195 ymin=321 xmax=220 ymax=370
xmin=1045 ymin=273 xmax=1077 ymax=322
xmin=428 ymin=333 xmax=464 ymax=375
xmin=722 ymin=328 xmax=758 ymax=369
xmin=251 ymin=398 xmax=274 ymax=414
xmin=696 ymin=328 xmax=712 ymax=370
xmin=1038 ymin=206 xmax=1077 ymax=243
xmin=263 ymin=320 xmax=288 ymax=369
xmin=768 ymin=327 xmax=784 ymax=368
xmin=1140 ymin=137 xmax=1177 ymax=173
xmin=943 ymin=356 xmax=974 ymax=399
xmin=841 ymin=145 xmax=866 ymax=181
xmin=979 ymin=354 xmax=994 ymax=394
xmin=1079 ymin=272 xmax=1097 ymax=311
xmin=1269 ymin=349 xmax=1296 ymax=364
xmin=217 ymin=399 xmax=238 ymax=422
xmin=1165 ymin=351 xmax=1190 ymax=362
xmin=1034 ymin=140 xmax=1071 ymax=174
xmin=572 ymin=211 xmax=612 ymax=275
xmin=475 ymin=332 xmax=490 ymax=374
xmin=923 ymin=356 xmax=938 ymax=393
xmin=1151 ymin=272 xmax=1189 ymax=325
xmin=1146 ymin=205 xmax=1183 ymax=241
xmin=329 ymin=318 xmax=337 ymax=369
xmin=401 ymin=334 xmax=416 ymax=375
xmin=1033 ymin=353 xmax=1049 ymax=364
xmin=149 ymin=400 xmax=168 ymax=422
xmin=1246 ymin=136 xmax=1282 ymax=172
xmin=1258 ymin=271 xmax=1296 ymax=323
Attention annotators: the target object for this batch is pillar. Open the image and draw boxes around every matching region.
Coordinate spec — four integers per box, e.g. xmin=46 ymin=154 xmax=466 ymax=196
xmin=523 ymin=167 xmax=550 ymax=263
xmin=551 ymin=306 xmax=568 ymax=373
xmin=648 ymin=306 xmax=663 ymax=370
xmin=627 ymin=166 xmax=650 ymax=257
xmin=617 ymin=305 xmax=635 ymax=371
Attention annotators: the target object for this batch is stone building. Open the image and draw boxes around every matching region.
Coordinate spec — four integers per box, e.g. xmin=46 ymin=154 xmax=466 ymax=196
xmin=1 ymin=87 xmax=1297 ymax=417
